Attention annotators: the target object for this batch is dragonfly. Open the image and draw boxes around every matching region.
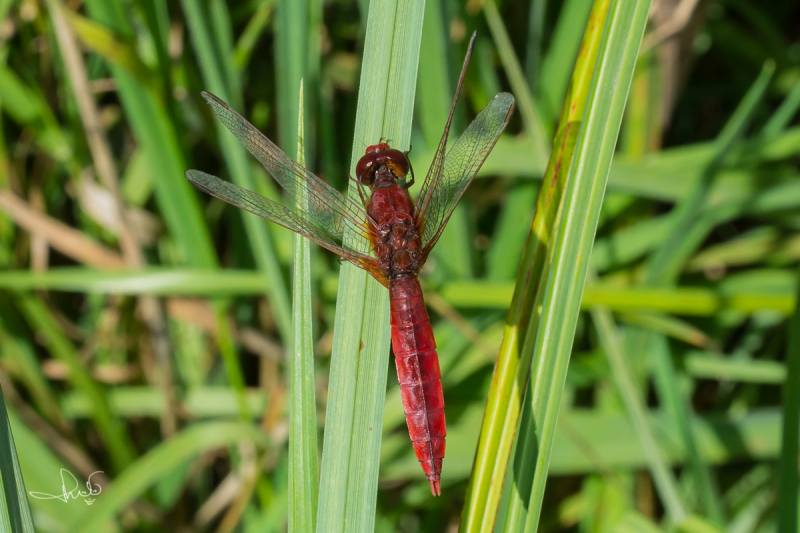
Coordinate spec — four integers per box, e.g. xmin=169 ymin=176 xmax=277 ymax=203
xmin=186 ymin=32 xmax=515 ymax=496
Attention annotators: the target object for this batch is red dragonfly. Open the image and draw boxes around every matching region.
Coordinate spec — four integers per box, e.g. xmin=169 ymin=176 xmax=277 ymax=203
xmin=186 ymin=33 xmax=514 ymax=496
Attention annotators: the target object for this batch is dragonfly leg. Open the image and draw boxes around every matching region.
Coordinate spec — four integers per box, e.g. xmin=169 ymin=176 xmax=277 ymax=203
xmin=348 ymin=173 xmax=370 ymax=207
xmin=357 ymin=179 xmax=369 ymax=206
xmin=404 ymin=146 xmax=415 ymax=189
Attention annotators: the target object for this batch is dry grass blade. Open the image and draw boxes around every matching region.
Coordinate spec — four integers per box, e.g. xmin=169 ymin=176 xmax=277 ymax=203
xmin=0 ymin=191 xmax=125 ymax=268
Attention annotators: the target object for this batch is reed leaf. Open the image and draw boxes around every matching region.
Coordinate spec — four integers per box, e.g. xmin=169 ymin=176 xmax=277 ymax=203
xmin=315 ymin=2 xmax=424 ymax=530
xmin=289 ymin=81 xmax=318 ymax=533
xmin=461 ymin=1 xmax=611 ymax=529
xmin=503 ymin=0 xmax=653 ymax=529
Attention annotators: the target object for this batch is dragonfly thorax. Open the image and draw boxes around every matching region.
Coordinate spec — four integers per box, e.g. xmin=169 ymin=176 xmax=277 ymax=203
xmin=374 ymin=225 xmax=423 ymax=276
xmin=367 ymin=185 xmax=423 ymax=277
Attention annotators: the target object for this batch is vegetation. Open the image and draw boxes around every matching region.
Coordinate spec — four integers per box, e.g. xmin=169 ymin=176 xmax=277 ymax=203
xmin=0 ymin=0 xmax=798 ymax=531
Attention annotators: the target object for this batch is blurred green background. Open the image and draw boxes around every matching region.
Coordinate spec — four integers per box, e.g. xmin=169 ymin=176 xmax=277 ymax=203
xmin=0 ymin=0 xmax=799 ymax=531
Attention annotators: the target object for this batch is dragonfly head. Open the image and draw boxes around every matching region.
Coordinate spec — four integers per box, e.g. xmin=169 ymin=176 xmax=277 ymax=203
xmin=356 ymin=144 xmax=410 ymax=189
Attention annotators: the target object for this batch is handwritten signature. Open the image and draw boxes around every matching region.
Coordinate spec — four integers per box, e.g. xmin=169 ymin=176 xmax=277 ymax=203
xmin=28 ymin=469 xmax=103 ymax=505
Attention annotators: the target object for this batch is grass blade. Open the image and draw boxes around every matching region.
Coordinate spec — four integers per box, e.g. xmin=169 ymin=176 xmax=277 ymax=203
xmin=315 ymin=1 xmax=424 ymax=530
xmin=416 ymin=0 xmax=472 ymax=279
xmin=777 ymin=269 xmax=800 ymax=532
xmin=643 ymin=61 xmax=775 ymax=285
xmin=83 ymin=0 xmax=217 ymax=269
xmin=461 ymin=1 xmax=611 ymax=529
xmin=651 ymin=336 xmax=724 ymax=523
xmin=181 ymin=0 xmax=293 ymax=341
xmin=0 ymin=268 xmax=796 ymax=318
xmin=762 ymin=76 xmax=800 ymax=138
xmin=590 ymin=298 xmax=688 ymax=521
xmin=276 ymin=0 xmax=306 ymax=153
xmin=483 ymin=0 xmax=549 ymax=165
xmin=289 ymin=81 xmax=318 ymax=533
xmin=537 ymin=0 xmax=595 ymax=130
xmin=504 ymin=0 xmax=653 ymax=529
xmin=0 ymin=389 xmax=35 ymax=533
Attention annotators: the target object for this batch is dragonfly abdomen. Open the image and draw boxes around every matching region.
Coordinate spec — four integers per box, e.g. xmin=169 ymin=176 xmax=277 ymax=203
xmin=389 ymin=275 xmax=446 ymax=496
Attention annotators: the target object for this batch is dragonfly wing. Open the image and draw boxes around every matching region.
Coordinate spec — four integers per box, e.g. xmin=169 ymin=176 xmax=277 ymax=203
xmin=419 ymin=92 xmax=515 ymax=253
xmin=186 ymin=170 xmax=383 ymax=279
xmin=415 ymin=33 xmax=475 ymax=226
xmin=200 ymin=92 xmax=374 ymax=256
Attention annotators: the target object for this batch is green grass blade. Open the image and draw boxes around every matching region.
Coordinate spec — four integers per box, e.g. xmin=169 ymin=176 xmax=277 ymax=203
xmin=0 ymin=311 xmax=66 ymax=430
xmin=1 ymin=268 xmax=797 ymax=317
xmin=181 ymin=0 xmax=292 ymax=341
xmin=537 ymin=0 xmax=595 ymax=130
xmin=485 ymin=180 xmax=538 ymax=281
xmin=439 ymin=279 xmax=796 ymax=315
xmin=777 ymin=269 xmax=800 ymax=532
xmin=523 ymin=0 xmax=546 ymax=91
xmin=207 ymin=0 xmax=239 ymax=99
xmin=504 ymin=0 xmax=652 ymax=530
xmin=0 ymin=268 xmax=269 ymax=295
xmin=83 ymin=0 xmax=217 ymax=269
xmin=651 ymin=336 xmax=725 ymax=523
xmin=483 ymin=0 xmax=549 ymax=166
xmin=315 ymin=2 xmax=423 ymax=530
xmin=234 ymin=1 xmax=274 ymax=69
xmin=762 ymin=76 xmax=800 ymax=138
xmin=8 ymin=405 xmax=95 ymax=528
xmin=60 ymin=386 xmax=269 ymax=418
xmin=617 ymin=312 xmax=714 ymax=348
xmin=684 ymin=352 xmax=787 ymax=384
xmin=63 ymin=9 xmax=153 ymax=86
xmin=276 ymin=0 xmax=306 ymax=153
xmin=0 ymin=389 xmax=35 ymax=533
xmin=461 ymin=1 xmax=611 ymax=529
xmin=0 ymin=65 xmax=71 ymax=162
xmin=590 ymin=300 xmax=688 ymax=521
xmin=289 ymin=82 xmax=318 ymax=533
xmin=643 ymin=61 xmax=774 ymax=285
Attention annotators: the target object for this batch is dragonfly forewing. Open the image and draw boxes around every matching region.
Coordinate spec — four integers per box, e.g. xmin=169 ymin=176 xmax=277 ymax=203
xmin=185 ymin=169 xmax=377 ymax=269
xmin=200 ymin=92 xmax=375 ymax=257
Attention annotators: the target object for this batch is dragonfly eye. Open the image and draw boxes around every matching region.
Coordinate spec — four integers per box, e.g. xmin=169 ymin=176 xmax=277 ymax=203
xmin=356 ymin=154 xmax=378 ymax=186
xmin=356 ymin=148 xmax=410 ymax=186
xmin=382 ymin=149 xmax=410 ymax=177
